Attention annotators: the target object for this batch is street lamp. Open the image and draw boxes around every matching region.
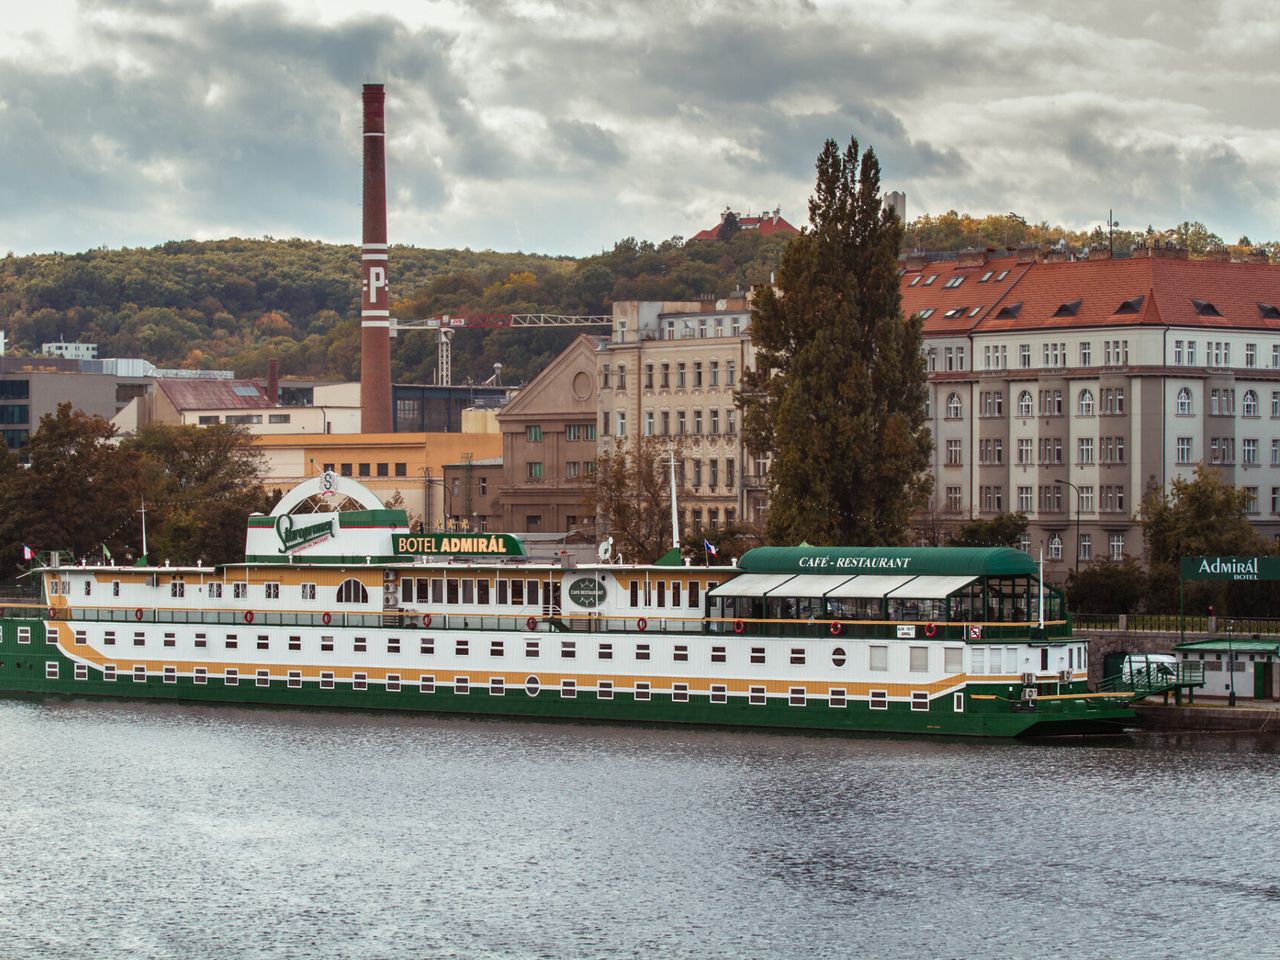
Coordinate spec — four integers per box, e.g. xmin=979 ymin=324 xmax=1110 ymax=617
xmin=1227 ymin=619 xmax=1237 ymax=707
xmin=1055 ymin=478 xmax=1082 ymax=574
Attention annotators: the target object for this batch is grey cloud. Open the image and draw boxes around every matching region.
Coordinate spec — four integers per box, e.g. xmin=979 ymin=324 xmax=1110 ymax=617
xmin=546 ymin=119 xmax=623 ymax=170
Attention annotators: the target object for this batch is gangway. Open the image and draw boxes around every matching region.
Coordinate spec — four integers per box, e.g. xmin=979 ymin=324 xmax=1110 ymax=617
xmin=391 ymin=314 xmax=613 ymax=386
xmin=1096 ymin=659 xmax=1206 ymax=705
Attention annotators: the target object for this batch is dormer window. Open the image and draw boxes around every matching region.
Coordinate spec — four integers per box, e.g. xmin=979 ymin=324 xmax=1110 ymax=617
xmin=995 ymin=270 xmax=1009 ymax=281
xmin=918 ymin=308 xmax=935 ymax=319
xmin=995 ymin=301 xmax=1022 ymax=319
xmin=943 ymin=307 xmax=967 ymax=319
xmin=923 ymin=274 xmax=938 ymax=286
xmin=1053 ymin=299 xmax=1082 ymax=317
xmin=943 ymin=276 xmax=964 ymax=288
xmin=1115 ymin=296 xmax=1145 ymax=315
xmin=1257 ymin=302 xmax=1280 ymax=319
xmin=1191 ymin=298 xmax=1221 ymax=317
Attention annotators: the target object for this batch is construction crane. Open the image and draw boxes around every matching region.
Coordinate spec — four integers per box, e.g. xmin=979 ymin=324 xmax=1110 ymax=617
xmin=390 ymin=314 xmax=613 ymax=386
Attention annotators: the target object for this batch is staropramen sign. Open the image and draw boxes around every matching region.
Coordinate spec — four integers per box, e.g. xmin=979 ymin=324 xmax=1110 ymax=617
xmin=1179 ymin=556 xmax=1280 ymax=581
xmin=276 ymin=514 xmax=335 ymax=554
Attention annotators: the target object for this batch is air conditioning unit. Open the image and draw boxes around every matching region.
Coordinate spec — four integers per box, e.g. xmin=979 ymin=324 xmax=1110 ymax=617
xmin=1021 ymin=687 xmax=1038 ymax=700
xmin=1021 ymin=672 xmax=1036 ymax=685
xmin=1059 ymin=669 xmax=1073 ymax=683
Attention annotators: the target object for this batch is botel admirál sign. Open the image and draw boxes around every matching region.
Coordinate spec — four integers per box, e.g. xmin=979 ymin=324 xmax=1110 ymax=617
xmin=395 ymin=534 xmax=526 ymax=557
xmin=276 ymin=515 xmax=335 ymax=554
xmin=1180 ymin=556 xmax=1280 ymax=581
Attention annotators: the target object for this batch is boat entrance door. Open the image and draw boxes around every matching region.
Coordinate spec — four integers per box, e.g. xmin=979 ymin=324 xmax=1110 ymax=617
xmin=545 ymin=581 xmax=562 ymax=617
xmin=1254 ymin=661 xmax=1274 ymax=700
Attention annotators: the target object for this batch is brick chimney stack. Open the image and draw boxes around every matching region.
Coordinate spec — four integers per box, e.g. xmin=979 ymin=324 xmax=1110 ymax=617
xmin=359 ymin=83 xmax=393 ymax=434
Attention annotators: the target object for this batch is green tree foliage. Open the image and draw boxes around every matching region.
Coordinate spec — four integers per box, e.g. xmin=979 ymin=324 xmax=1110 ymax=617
xmin=1064 ymin=558 xmax=1147 ymax=615
xmin=582 ymin=436 xmax=689 ymax=564
xmin=741 ymin=137 xmax=932 ymax=546
xmin=121 ymin=424 xmax=271 ymax=565
xmin=0 ymin=232 xmax=790 ymax=389
xmin=947 ymin=512 xmax=1028 ymax=547
xmin=0 ymin=410 xmax=269 ymax=574
xmin=1141 ymin=464 xmax=1275 ymax=614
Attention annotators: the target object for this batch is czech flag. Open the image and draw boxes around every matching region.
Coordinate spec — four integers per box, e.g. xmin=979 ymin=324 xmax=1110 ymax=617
xmin=22 ymin=544 xmax=34 ymax=561
xmin=703 ymin=539 xmax=719 ymax=558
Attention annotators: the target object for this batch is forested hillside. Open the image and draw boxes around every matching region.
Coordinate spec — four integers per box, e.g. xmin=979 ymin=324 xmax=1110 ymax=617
xmin=0 ymin=232 xmax=791 ymax=386
xmin=3 ymin=212 xmax=1265 ymax=388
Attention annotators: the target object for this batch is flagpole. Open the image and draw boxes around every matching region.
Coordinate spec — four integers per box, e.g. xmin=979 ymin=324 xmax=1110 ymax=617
xmin=668 ymin=453 xmax=680 ymax=554
xmin=1038 ymin=547 xmax=1045 ymax=631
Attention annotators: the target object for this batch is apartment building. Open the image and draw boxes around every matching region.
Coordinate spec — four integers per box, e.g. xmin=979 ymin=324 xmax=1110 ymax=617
xmin=497 ymin=335 xmax=602 ymax=534
xmin=904 ymin=244 xmax=1280 ymax=575
xmin=598 ymin=299 xmax=763 ymax=534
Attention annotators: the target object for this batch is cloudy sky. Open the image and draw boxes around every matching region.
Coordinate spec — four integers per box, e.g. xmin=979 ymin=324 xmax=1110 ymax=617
xmin=2 ymin=0 xmax=1278 ymax=257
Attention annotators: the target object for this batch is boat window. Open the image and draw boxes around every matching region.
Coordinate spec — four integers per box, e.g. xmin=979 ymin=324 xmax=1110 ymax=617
xmin=420 ymin=638 xmax=434 ymax=655
xmin=688 ymin=581 xmax=700 ymax=607
xmin=490 ymin=640 xmax=503 ymax=657
xmin=911 ymin=691 xmax=930 ymax=711
xmin=710 ymin=685 xmax=727 ymax=704
xmin=477 ymin=580 xmax=490 ymax=605
xmin=598 ymin=680 xmax=614 ymax=700
xmin=635 ymin=681 xmax=651 ymax=701
xmin=630 ymin=580 xmax=639 ymax=607
xmin=672 ymin=582 xmax=682 ymax=606
xmin=432 ymin=579 xmax=444 ymax=603
xmin=672 ymin=683 xmax=689 ymax=703
xmin=869 ymin=645 xmax=889 ymax=672
xmin=789 ymin=687 xmax=806 ymax=706
xmin=656 ymin=582 xmax=666 ymax=607
xmin=337 ymin=578 xmax=369 ymax=604
xmin=447 ymin=578 xmax=459 ymax=604
xmin=829 ymin=688 xmax=847 ymax=708
xmin=869 ymin=689 xmax=888 ymax=709
xmin=751 ymin=647 xmax=765 ymax=664
xmin=749 ymin=686 xmax=766 ymax=706
xmin=460 ymin=579 xmax=473 ymax=604
xmin=511 ymin=580 xmax=524 ymax=604
xmin=636 ymin=643 xmax=650 ymax=661
xmin=909 ymin=647 xmax=929 ymax=672
xmin=944 ymin=648 xmax=963 ymax=673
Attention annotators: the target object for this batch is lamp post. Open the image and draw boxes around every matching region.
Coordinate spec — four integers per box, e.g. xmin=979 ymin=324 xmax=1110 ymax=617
xmin=1227 ymin=619 xmax=1237 ymax=707
xmin=1055 ymin=478 xmax=1082 ymax=574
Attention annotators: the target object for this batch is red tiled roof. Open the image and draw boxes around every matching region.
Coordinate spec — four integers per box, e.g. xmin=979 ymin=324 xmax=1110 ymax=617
xmin=690 ymin=213 xmax=800 ymax=242
xmin=899 ymin=255 xmax=1031 ymax=335
xmin=156 ymin=378 xmax=274 ymax=411
xmin=900 ymin=254 xmax=1280 ymax=335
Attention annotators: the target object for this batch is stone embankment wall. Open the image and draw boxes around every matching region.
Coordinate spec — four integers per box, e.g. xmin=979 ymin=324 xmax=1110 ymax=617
xmin=1082 ymin=626 xmax=1194 ymax=687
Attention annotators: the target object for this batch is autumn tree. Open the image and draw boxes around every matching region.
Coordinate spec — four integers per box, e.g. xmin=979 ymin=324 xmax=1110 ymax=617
xmin=122 ymin=423 xmax=270 ymax=565
xmin=1142 ymin=463 xmax=1276 ymax=614
xmin=740 ymin=137 xmax=932 ymax=546
xmin=948 ymin=512 xmax=1028 ymax=548
xmin=582 ymin=436 xmax=688 ymax=564
xmin=0 ymin=404 xmax=143 ymax=565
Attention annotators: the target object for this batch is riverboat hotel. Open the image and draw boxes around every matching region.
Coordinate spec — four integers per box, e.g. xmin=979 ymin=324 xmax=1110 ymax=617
xmin=0 ymin=475 xmax=1133 ymax=737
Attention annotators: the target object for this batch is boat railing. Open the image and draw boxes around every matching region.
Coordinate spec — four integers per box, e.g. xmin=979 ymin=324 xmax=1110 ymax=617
xmin=28 ymin=603 xmax=1072 ymax=641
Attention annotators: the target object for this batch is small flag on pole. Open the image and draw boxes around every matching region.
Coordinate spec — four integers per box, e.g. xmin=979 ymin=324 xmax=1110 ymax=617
xmin=703 ymin=539 xmax=719 ymax=558
xmin=102 ymin=544 xmax=113 ymax=563
xmin=22 ymin=544 xmax=34 ymax=561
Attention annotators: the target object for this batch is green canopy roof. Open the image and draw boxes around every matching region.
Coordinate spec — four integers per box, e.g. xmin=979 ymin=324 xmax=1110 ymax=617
xmin=1175 ymin=638 xmax=1280 ymax=655
xmin=737 ymin=546 xmax=1040 ymax=577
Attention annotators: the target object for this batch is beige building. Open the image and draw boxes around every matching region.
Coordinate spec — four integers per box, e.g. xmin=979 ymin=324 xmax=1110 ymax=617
xmin=497 ymin=334 xmax=602 ymax=534
xmin=253 ymin=429 xmax=502 ymax=530
xmin=599 ymin=299 xmax=763 ymax=533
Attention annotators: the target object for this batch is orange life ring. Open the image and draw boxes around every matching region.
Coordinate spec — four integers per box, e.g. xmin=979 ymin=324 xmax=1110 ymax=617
xmin=321 ymin=612 xmax=332 ymax=626
xmin=637 ymin=617 xmax=648 ymax=632
xmin=421 ymin=613 xmax=432 ymax=629
xmin=829 ymin=621 xmax=843 ymax=636
xmin=924 ymin=622 xmax=937 ymax=637
xmin=733 ymin=619 xmax=745 ymax=634
xmin=526 ymin=616 xmax=537 ymax=631
xmin=134 ymin=608 xmax=144 ymax=622
xmin=244 ymin=610 xmax=255 ymax=624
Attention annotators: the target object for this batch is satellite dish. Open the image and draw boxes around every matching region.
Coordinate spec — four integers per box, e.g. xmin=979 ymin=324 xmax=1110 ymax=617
xmin=597 ymin=536 xmax=614 ymax=563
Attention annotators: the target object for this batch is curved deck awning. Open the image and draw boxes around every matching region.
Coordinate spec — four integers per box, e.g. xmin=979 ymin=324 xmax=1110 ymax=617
xmin=887 ymin=575 xmax=979 ymax=599
xmin=824 ymin=574 xmax=917 ymax=598
xmin=707 ymin=573 xmax=797 ymax=598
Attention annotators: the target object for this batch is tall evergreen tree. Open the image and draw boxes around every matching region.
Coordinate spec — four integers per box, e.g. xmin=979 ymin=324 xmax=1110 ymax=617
xmin=740 ymin=137 xmax=931 ymax=545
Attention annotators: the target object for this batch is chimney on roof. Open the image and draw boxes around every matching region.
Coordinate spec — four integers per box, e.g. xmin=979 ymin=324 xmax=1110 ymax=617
xmin=1203 ymin=245 xmax=1230 ymax=262
xmin=1131 ymin=239 xmax=1188 ymax=261
xmin=1248 ymin=248 xmax=1271 ymax=264
xmin=1015 ymin=243 xmax=1039 ymax=264
xmin=266 ymin=358 xmax=280 ymax=404
xmin=1088 ymin=243 xmax=1111 ymax=261
xmin=904 ymin=252 xmax=929 ymax=272
xmin=956 ymin=248 xmax=987 ymax=269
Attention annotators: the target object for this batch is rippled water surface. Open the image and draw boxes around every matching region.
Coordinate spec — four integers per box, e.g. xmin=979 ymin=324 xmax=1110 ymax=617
xmin=1 ymin=699 xmax=1277 ymax=959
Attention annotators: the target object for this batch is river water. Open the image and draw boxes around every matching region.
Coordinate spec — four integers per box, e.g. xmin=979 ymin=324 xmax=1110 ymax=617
xmin=0 ymin=699 xmax=1276 ymax=960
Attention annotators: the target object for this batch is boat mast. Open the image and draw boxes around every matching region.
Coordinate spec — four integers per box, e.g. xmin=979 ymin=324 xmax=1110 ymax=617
xmin=668 ymin=452 xmax=680 ymax=553
xmin=139 ymin=498 xmax=149 ymax=565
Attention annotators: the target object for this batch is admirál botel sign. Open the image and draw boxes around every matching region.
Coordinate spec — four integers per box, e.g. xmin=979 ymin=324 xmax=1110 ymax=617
xmin=1179 ymin=556 xmax=1280 ymax=581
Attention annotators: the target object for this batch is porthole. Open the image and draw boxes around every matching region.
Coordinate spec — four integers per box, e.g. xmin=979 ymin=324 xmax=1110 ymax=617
xmin=525 ymin=675 xmax=540 ymax=697
xmin=832 ymin=646 xmax=847 ymax=668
